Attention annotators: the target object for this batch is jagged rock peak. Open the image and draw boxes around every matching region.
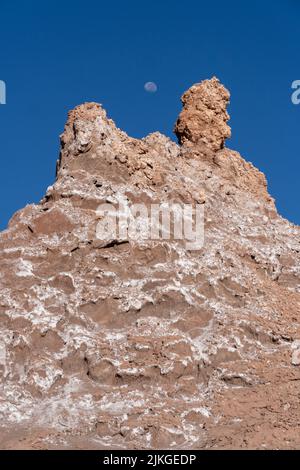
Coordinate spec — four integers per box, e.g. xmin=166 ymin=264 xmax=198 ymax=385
xmin=57 ymin=102 xmax=126 ymax=176
xmin=174 ymin=76 xmax=231 ymax=151
xmin=1 ymin=77 xmax=300 ymax=451
xmin=60 ymin=102 xmax=112 ymax=147
xmin=67 ymin=101 xmax=105 ymax=122
xmin=53 ymin=79 xmax=272 ymax=204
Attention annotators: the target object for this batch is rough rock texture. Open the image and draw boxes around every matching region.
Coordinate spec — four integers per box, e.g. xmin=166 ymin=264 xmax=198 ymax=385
xmin=0 ymin=78 xmax=300 ymax=450
xmin=174 ymin=77 xmax=231 ymax=151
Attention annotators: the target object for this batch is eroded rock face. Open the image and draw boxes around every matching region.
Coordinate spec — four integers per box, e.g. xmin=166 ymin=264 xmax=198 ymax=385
xmin=0 ymin=78 xmax=300 ymax=450
xmin=174 ymin=77 xmax=231 ymax=151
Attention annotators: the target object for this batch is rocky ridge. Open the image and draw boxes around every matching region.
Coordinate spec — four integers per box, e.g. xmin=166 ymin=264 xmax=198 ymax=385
xmin=0 ymin=77 xmax=299 ymax=449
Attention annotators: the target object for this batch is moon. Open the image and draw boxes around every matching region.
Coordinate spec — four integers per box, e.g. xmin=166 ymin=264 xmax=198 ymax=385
xmin=144 ymin=81 xmax=158 ymax=93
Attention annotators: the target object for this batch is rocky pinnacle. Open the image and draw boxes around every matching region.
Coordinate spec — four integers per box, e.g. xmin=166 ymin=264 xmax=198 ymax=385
xmin=0 ymin=78 xmax=299 ymax=450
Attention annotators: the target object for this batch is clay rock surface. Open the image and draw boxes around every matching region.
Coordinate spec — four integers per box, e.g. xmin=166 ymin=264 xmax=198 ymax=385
xmin=0 ymin=78 xmax=300 ymax=450
xmin=174 ymin=77 xmax=231 ymax=151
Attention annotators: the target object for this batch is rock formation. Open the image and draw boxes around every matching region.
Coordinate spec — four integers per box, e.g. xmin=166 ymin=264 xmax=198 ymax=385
xmin=174 ymin=77 xmax=231 ymax=150
xmin=0 ymin=78 xmax=299 ymax=449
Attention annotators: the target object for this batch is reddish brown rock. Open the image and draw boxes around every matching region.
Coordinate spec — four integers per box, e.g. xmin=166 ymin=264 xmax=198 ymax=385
xmin=174 ymin=77 xmax=231 ymax=151
xmin=0 ymin=78 xmax=299 ymax=450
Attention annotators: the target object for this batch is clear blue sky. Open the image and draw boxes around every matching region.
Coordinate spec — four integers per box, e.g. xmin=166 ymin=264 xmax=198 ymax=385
xmin=0 ymin=0 xmax=299 ymax=229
